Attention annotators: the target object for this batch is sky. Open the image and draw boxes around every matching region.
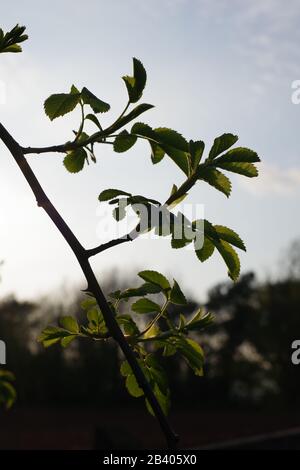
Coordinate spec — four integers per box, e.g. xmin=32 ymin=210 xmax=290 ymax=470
xmin=0 ymin=0 xmax=300 ymax=302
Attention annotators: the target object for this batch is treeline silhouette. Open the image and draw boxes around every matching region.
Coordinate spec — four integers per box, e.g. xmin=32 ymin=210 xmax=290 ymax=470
xmin=1 ymin=253 xmax=300 ymax=413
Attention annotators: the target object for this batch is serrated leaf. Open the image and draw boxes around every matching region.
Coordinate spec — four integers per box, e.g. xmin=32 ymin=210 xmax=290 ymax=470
xmin=113 ymin=130 xmax=137 ymax=153
xmin=63 ymin=148 xmax=87 ymax=173
xmin=2 ymin=44 xmax=22 ymax=53
xmin=44 ymin=90 xmax=81 ymax=120
xmin=138 ymin=270 xmax=170 ymax=290
xmin=179 ymin=314 xmax=186 ymax=330
xmin=208 ymin=133 xmax=238 ymax=160
xmin=110 ymin=104 xmax=154 ymax=133
xmin=119 ymin=282 xmax=162 ymax=299
xmin=143 ymin=323 xmax=160 ymax=339
xmin=186 ymin=311 xmax=214 ymax=332
xmin=214 ymin=225 xmax=246 ymax=251
xmin=171 ymin=233 xmax=192 ymax=249
xmin=126 ymin=374 xmax=144 ymax=397
xmin=131 ymin=298 xmax=161 ymax=314
xmin=61 ymin=335 xmax=77 ymax=348
xmin=81 ymin=87 xmax=110 ymax=113
xmin=141 ymin=282 xmax=163 ymax=294
xmin=131 ymin=122 xmax=155 ymax=138
xmin=87 ymin=307 xmax=101 ymax=326
xmin=59 ymin=316 xmax=79 ymax=333
xmin=176 ymin=337 xmax=204 ymax=376
xmin=189 ymin=140 xmax=205 ymax=170
xmin=122 ymin=58 xmax=147 ymax=103
xmin=81 ymin=297 xmax=97 ymax=310
xmin=131 ymin=122 xmax=164 ymax=164
xmin=214 ymin=239 xmax=241 ymax=281
xmin=195 ymin=236 xmax=215 ymax=262
xmin=146 ymin=384 xmax=170 ymax=416
xmin=162 ymin=145 xmax=190 ymax=175
xmin=0 ymin=24 xmax=28 ymax=55
xmin=217 ymin=161 xmax=259 ymax=177
xmin=154 ymin=128 xmax=189 ymax=175
xmin=98 ymin=189 xmax=131 ymax=201
xmin=131 ymin=124 xmax=189 ymax=173
xmin=120 ymin=361 xmax=132 ymax=377
xmin=170 ymin=280 xmax=187 ymax=305
xmin=150 ymin=141 xmax=165 ymax=164
xmin=215 ymin=147 xmax=260 ymax=164
xmin=116 ymin=315 xmax=140 ymax=335
xmin=198 ymin=167 xmax=231 ymax=197
xmin=154 ymin=128 xmax=188 ymax=152
xmin=70 ymin=84 xmax=80 ymax=94
xmin=85 ymin=113 xmax=102 ymax=129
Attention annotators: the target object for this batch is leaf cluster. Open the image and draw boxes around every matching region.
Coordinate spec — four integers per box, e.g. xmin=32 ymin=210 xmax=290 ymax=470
xmin=38 ymin=270 xmax=213 ymax=414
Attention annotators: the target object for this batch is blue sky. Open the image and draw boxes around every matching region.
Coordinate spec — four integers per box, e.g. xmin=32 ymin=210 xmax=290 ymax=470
xmin=0 ymin=0 xmax=300 ymax=301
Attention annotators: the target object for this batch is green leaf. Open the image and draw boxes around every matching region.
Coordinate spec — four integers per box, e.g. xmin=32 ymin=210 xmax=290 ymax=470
xmin=208 ymin=133 xmax=238 ymax=160
xmin=154 ymin=128 xmax=188 ymax=152
xmin=63 ymin=148 xmax=87 ymax=173
xmin=61 ymin=335 xmax=77 ymax=348
xmin=170 ymin=280 xmax=187 ymax=305
xmin=178 ymin=314 xmax=186 ymax=330
xmin=70 ymin=84 xmax=80 ymax=94
xmin=138 ymin=270 xmax=170 ymax=290
xmin=0 ymin=370 xmax=15 ymax=381
xmin=87 ymin=308 xmax=102 ymax=328
xmin=192 ymin=219 xmax=220 ymax=241
xmin=217 ymin=161 xmax=259 ymax=177
xmin=98 ymin=188 xmax=131 ymax=201
xmin=131 ymin=298 xmax=161 ymax=314
xmin=141 ymin=282 xmax=163 ymax=294
xmin=186 ymin=310 xmax=214 ymax=332
xmin=145 ymin=384 xmax=170 ymax=416
xmin=126 ymin=374 xmax=144 ymax=397
xmin=131 ymin=122 xmax=155 ymax=139
xmin=122 ymin=58 xmax=147 ymax=103
xmin=162 ymin=145 xmax=190 ymax=175
xmin=44 ymin=89 xmax=81 ymax=120
xmin=81 ymin=297 xmax=97 ymax=310
xmin=0 ymin=380 xmax=17 ymax=409
xmin=176 ymin=337 xmax=204 ymax=376
xmin=0 ymin=24 xmax=28 ymax=54
xmin=131 ymin=124 xmax=189 ymax=174
xmin=37 ymin=326 xmax=73 ymax=348
xmin=198 ymin=167 xmax=231 ymax=197
xmin=153 ymin=128 xmax=189 ymax=175
xmin=2 ymin=44 xmax=22 ymax=53
xmin=171 ymin=233 xmax=192 ymax=249
xmin=189 ymin=140 xmax=205 ymax=170
xmin=214 ymin=240 xmax=241 ymax=281
xmin=81 ymin=87 xmax=110 ymax=113
xmin=110 ymin=104 xmax=154 ymax=133
xmin=150 ymin=141 xmax=165 ymax=164
xmin=113 ymin=130 xmax=137 ymax=153
xmin=214 ymin=225 xmax=246 ymax=251
xmin=59 ymin=316 xmax=79 ymax=333
xmin=116 ymin=315 xmax=140 ymax=335
xmin=119 ymin=282 xmax=162 ymax=299
xmin=85 ymin=113 xmax=102 ymax=130
xmin=195 ymin=236 xmax=215 ymax=262
xmin=215 ymin=147 xmax=260 ymax=164
xmin=108 ymin=290 xmax=122 ymax=300
xmin=120 ymin=361 xmax=132 ymax=377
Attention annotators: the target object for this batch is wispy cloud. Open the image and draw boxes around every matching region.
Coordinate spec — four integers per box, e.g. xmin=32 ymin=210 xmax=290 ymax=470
xmin=238 ymin=162 xmax=300 ymax=196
